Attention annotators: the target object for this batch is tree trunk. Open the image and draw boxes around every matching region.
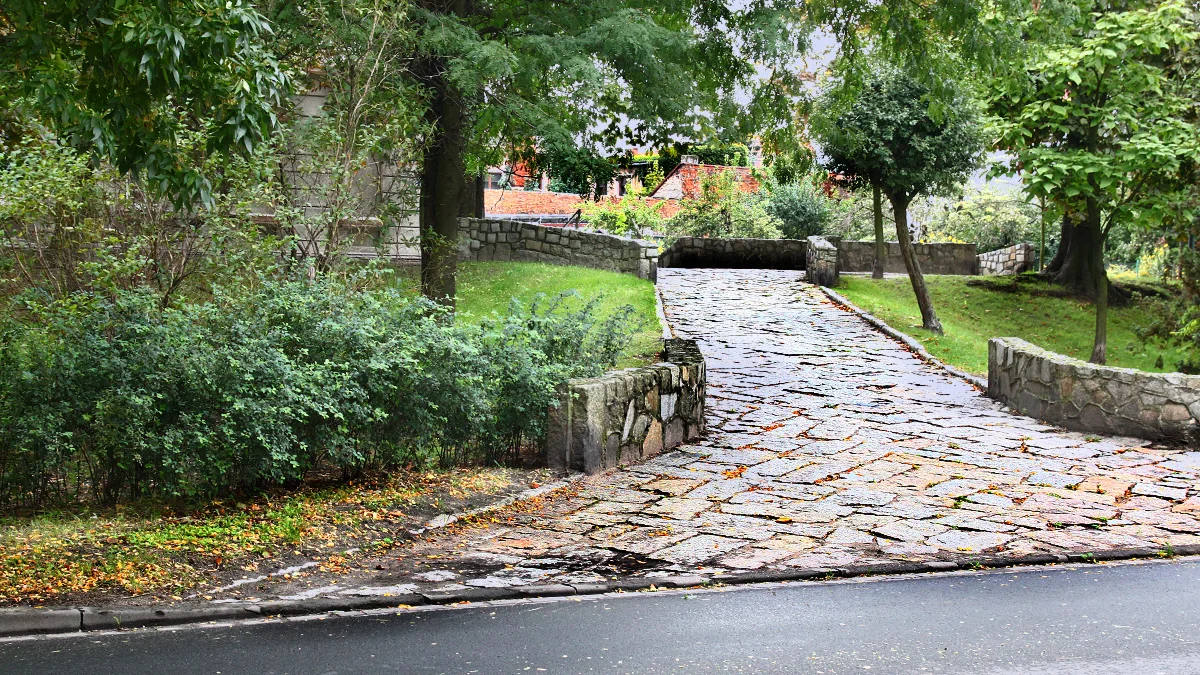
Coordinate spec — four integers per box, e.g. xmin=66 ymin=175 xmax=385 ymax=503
xmin=419 ymin=71 xmax=466 ymax=308
xmin=1086 ymin=198 xmax=1108 ymax=364
xmin=891 ymin=193 xmax=943 ymax=334
xmin=1041 ymin=202 xmax=1128 ymax=314
xmin=871 ymin=183 xmax=885 ymax=279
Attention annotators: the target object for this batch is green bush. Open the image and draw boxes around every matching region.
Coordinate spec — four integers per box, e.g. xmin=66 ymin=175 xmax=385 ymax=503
xmin=762 ymin=182 xmax=831 ymax=239
xmin=0 ymin=278 xmax=636 ymax=507
xmin=578 ymin=193 xmax=665 ymax=236
xmin=664 ymin=169 xmax=782 ymax=241
xmin=915 ymin=187 xmax=1043 ymax=253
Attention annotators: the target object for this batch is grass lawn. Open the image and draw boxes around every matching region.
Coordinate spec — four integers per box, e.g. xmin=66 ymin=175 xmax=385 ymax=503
xmin=394 ymin=261 xmax=663 ymax=367
xmin=835 ymin=274 xmax=1186 ymax=376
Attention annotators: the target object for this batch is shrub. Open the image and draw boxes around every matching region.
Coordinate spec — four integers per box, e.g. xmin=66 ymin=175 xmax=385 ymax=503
xmin=664 ymin=170 xmax=782 ymax=241
xmin=915 ymin=187 xmax=1042 ymax=253
xmin=0 ymin=278 xmax=636 ymax=507
xmin=762 ymin=182 xmax=831 ymax=239
xmin=578 ymin=193 xmax=664 ymax=237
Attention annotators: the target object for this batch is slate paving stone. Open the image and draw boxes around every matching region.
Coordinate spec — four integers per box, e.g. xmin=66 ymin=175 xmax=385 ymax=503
xmin=274 ymin=270 xmax=1200 ymax=602
xmin=645 ymin=497 xmax=713 ymax=520
xmin=651 ymin=535 xmax=750 ymax=564
xmin=872 ymin=520 xmax=951 ymax=543
xmin=1132 ymin=483 xmax=1188 ymax=501
xmin=927 ymin=530 xmax=1011 ymax=552
xmin=925 ymin=479 xmax=990 ymax=498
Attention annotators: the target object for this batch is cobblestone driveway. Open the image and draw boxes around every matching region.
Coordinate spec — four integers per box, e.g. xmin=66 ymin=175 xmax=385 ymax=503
xmin=263 ymin=269 xmax=1200 ymax=599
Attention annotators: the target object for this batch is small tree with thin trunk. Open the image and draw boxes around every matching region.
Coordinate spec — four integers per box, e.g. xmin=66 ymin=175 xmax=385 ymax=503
xmin=814 ymin=69 xmax=983 ymax=334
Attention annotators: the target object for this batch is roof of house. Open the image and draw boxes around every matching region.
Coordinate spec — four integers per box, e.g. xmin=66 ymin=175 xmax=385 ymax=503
xmin=647 ymin=163 xmax=760 ymax=200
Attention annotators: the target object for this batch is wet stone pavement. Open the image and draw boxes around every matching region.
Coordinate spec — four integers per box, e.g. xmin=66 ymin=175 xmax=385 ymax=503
xmin=249 ymin=269 xmax=1200 ymax=600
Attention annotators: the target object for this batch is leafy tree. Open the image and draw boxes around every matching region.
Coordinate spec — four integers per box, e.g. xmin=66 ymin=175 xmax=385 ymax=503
xmin=986 ymin=0 xmax=1200 ymax=363
xmin=815 ymin=69 xmax=984 ymax=333
xmin=404 ymin=1 xmax=808 ymax=306
xmin=0 ymin=0 xmax=290 ymax=206
xmin=665 ymin=169 xmax=783 ymax=241
xmin=762 ymin=180 xmax=832 ymax=239
xmin=264 ymin=0 xmax=428 ymax=271
xmin=916 ymin=186 xmax=1044 ymax=255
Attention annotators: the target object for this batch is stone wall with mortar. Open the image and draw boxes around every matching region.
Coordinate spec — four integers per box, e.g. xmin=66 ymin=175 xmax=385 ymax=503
xmin=988 ymin=337 xmax=1200 ymax=444
xmin=546 ymin=339 xmax=706 ymax=474
xmin=979 ymin=243 xmax=1034 ymax=275
xmin=458 ymin=218 xmax=659 ymax=280
xmin=658 ymin=237 xmax=807 ymax=270
xmin=806 ymin=236 xmax=840 ymax=287
xmin=838 ymin=241 xmax=979 ymax=275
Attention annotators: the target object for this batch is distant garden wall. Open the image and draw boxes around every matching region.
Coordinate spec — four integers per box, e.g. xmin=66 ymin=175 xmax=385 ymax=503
xmin=988 ymin=337 xmax=1200 ymax=444
xmin=837 ymin=241 xmax=979 ymax=275
xmin=658 ymin=236 xmax=808 ymax=270
xmin=979 ymin=243 xmax=1035 ymax=275
xmin=458 ymin=218 xmax=659 ymax=280
xmin=546 ymin=339 xmax=706 ymax=473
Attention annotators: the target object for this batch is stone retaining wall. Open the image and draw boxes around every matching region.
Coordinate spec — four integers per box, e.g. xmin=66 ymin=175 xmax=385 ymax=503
xmin=979 ymin=243 xmax=1034 ymax=275
xmin=988 ymin=337 xmax=1200 ymax=444
xmin=838 ymin=241 xmax=979 ymax=275
xmin=458 ymin=218 xmax=658 ymax=280
xmin=546 ymin=339 xmax=706 ymax=474
xmin=658 ymin=237 xmax=807 ymax=270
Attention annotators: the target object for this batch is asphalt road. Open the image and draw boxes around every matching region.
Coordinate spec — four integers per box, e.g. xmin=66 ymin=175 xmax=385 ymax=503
xmin=4 ymin=560 xmax=1200 ymax=674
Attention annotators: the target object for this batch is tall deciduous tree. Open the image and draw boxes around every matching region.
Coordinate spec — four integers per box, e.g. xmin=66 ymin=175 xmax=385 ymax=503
xmin=404 ymin=1 xmax=809 ymax=306
xmin=0 ymin=0 xmax=290 ymax=206
xmin=814 ymin=69 xmax=984 ymax=334
xmin=987 ymin=0 xmax=1200 ymax=363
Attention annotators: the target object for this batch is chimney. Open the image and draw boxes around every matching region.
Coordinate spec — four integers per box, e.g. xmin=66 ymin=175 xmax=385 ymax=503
xmin=680 ymin=154 xmax=699 ymax=165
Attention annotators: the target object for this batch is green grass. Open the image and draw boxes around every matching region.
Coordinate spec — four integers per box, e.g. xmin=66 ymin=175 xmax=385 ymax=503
xmin=835 ymin=274 xmax=1185 ymax=376
xmin=393 ymin=261 xmax=663 ymax=367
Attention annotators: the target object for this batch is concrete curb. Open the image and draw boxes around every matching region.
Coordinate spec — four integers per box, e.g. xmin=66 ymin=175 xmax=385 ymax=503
xmin=820 ymin=286 xmax=988 ymax=391
xmin=4 ymin=545 xmax=1197 ymax=638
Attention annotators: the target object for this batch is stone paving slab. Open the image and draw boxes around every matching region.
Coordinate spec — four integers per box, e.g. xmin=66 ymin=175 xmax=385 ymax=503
xmin=227 ymin=269 xmax=1200 ymax=601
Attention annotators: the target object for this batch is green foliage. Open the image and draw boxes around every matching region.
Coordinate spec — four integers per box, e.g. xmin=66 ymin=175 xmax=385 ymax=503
xmin=412 ymin=2 xmax=806 ymax=180
xmin=1 ymin=0 xmax=290 ymax=206
xmin=690 ymin=142 xmax=752 ymax=167
xmin=1140 ymin=247 xmax=1200 ymax=373
xmin=265 ymin=0 xmax=428 ymax=271
xmin=0 ymin=278 xmax=636 ymax=507
xmin=765 ymin=146 xmax=817 ymax=186
xmin=0 ymin=137 xmax=279 ymax=304
xmin=665 ymin=170 xmax=782 ymax=241
xmin=916 ymin=187 xmax=1045 ymax=253
xmin=814 ymin=67 xmax=985 ymax=207
xmin=986 ymin=0 xmax=1200 ymax=237
xmin=579 ymin=194 xmax=665 ymax=237
xmin=762 ymin=181 xmax=834 ymax=240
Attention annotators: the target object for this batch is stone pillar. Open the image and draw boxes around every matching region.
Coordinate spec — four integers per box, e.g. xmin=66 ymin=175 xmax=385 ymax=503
xmin=806 ymin=236 xmax=840 ymax=287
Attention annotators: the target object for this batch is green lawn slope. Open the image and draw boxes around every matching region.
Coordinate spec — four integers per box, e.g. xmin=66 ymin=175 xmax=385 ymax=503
xmin=396 ymin=261 xmax=662 ymax=367
xmin=835 ymin=274 xmax=1184 ymax=376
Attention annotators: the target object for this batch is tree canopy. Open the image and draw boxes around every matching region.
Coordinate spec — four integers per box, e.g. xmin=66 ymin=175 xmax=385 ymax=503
xmin=814 ymin=68 xmax=984 ymax=333
xmin=986 ymin=0 xmax=1200 ymax=362
xmin=1 ymin=0 xmax=290 ymax=206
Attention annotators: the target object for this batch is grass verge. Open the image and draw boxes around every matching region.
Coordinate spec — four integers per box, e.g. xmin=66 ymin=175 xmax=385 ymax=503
xmin=0 ymin=468 xmax=540 ymax=606
xmin=834 ymin=274 xmax=1184 ymax=376
xmin=395 ymin=260 xmax=662 ymax=367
